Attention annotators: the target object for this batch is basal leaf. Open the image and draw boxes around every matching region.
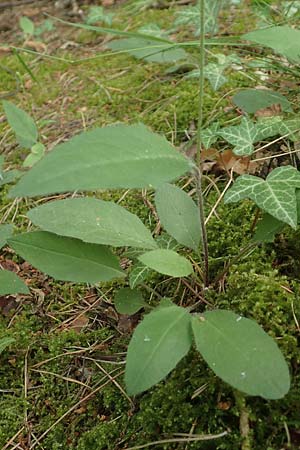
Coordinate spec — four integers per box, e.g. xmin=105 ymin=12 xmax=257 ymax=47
xmin=125 ymin=304 xmax=192 ymax=395
xmin=114 ymin=288 xmax=147 ymax=315
xmin=8 ymin=232 xmax=125 ymax=283
xmin=224 ymin=166 xmax=300 ymax=228
xmin=3 ymin=100 xmax=38 ymax=149
xmin=28 ymin=198 xmax=157 ymax=250
xmin=23 ymin=142 xmax=45 ymax=168
xmin=138 ymin=249 xmax=193 ymax=277
xmin=0 ymin=269 xmax=29 ymax=295
xmin=243 ymin=26 xmax=300 ymax=63
xmin=218 ymin=118 xmax=258 ymax=156
xmin=0 ymin=169 xmax=21 ymax=188
xmin=155 ymin=184 xmax=201 ymax=251
xmin=233 ymin=89 xmax=292 ymax=114
xmin=192 ymin=310 xmax=290 ymax=399
xmin=0 ymin=224 xmax=13 ymax=249
xmin=10 ymin=123 xmax=191 ymax=197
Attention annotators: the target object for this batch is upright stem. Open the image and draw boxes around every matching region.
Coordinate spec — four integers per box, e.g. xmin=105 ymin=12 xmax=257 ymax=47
xmin=196 ymin=0 xmax=209 ymax=286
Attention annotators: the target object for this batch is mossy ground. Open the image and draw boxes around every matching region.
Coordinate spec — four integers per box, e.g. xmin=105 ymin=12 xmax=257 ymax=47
xmin=0 ymin=1 xmax=300 ymax=449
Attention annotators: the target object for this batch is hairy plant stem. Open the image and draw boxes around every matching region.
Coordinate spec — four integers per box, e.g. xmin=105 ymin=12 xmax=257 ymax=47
xmin=234 ymin=391 xmax=252 ymax=450
xmin=196 ymin=0 xmax=209 ymax=287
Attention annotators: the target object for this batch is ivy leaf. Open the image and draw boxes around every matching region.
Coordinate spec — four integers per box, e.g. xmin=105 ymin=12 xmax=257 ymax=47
xmin=201 ymin=122 xmax=220 ymax=149
xmin=2 ymin=100 xmax=38 ymax=149
xmin=218 ymin=117 xmax=258 ymax=156
xmin=8 ymin=232 xmax=125 ymax=283
xmin=224 ymin=166 xmax=300 ymax=228
xmin=155 ymin=184 xmax=201 ymax=251
xmin=28 ymin=198 xmax=157 ymax=250
xmin=10 ymin=123 xmax=191 ymax=198
xmin=114 ymin=288 xmax=147 ymax=315
xmin=0 ymin=270 xmax=29 ymax=295
xmin=125 ymin=304 xmax=192 ymax=395
xmin=138 ymin=249 xmax=193 ymax=277
xmin=192 ymin=311 xmax=290 ymax=399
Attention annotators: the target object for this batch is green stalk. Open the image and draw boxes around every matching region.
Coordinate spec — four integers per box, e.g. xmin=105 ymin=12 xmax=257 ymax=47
xmin=195 ymin=0 xmax=209 ymax=286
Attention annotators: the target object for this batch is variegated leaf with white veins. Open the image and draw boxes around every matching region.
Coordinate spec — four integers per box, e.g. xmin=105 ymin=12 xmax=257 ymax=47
xmin=224 ymin=166 xmax=300 ymax=228
xmin=218 ymin=117 xmax=259 ymax=156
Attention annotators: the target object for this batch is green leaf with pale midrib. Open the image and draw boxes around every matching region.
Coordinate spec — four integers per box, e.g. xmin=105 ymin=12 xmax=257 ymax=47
xmin=138 ymin=249 xmax=193 ymax=277
xmin=192 ymin=310 xmax=290 ymax=399
xmin=8 ymin=232 xmax=125 ymax=283
xmin=2 ymin=100 xmax=38 ymax=149
xmin=28 ymin=198 xmax=157 ymax=250
xmin=155 ymin=183 xmax=201 ymax=251
xmin=10 ymin=123 xmax=190 ymax=198
xmin=125 ymin=304 xmax=192 ymax=395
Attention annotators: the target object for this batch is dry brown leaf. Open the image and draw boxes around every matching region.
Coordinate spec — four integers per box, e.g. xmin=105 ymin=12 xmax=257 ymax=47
xmin=65 ymin=314 xmax=89 ymax=333
xmin=24 ymin=40 xmax=47 ymax=52
xmin=255 ymin=103 xmax=282 ymax=118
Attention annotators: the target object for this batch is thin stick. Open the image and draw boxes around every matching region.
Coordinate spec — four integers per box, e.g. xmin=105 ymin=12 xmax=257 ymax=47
xmin=125 ymin=430 xmax=229 ymax=449
xmin=195 ymin=0 xmax=209 ymax=286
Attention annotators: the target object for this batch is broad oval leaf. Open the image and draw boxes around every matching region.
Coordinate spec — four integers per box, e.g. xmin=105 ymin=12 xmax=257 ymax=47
xmin=155 ymin=183 xmax=201 ymax=251
xmin=3 ymin=100 xmax=38 ymax=149
xmin=232 ymin=89 xmax=292 ymax=114
xmin=138 ymin=249 xmax=193 ymax=277
xmin=0 ymin=224 xmax=13 ymax=250
xmin=8 ymin=232 xmax=125 ymax=283
xmin=28 ymin=198 xmax=157 ymax=250
xmin=125 ymin=304 xmax=192 ymax=395
xmin=0 ymin=269 xmax=29 ymax=295
xmin=243 ymin=26 xmax=300 ymax=63
xmin=115 ymin=288 xmax=147 ymax=315
xmin=10 ymin=123 xmax=191 ymax=198
xmin=192 ymin=310 xmax=290 ymax=399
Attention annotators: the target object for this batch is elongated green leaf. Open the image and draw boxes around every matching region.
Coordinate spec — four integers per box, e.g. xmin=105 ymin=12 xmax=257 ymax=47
xmin=115 ymin=288 xmax=147 ymax=315
xmin=218 ymin=117 xmax=258 ymax=156
xmin=192 ymin=311 xmax=290 ymax=399
xmin=108 ymin=38 xmax=187 ymax=63
xmin=10 ymin=123 xmax=190 ymax=198
xmin=253 ymin=213 xmax=285 ymax=243
xmin=224 ymin=166 xmax=300 ymax=228
xmin=138 ymin=249 xmax=193 ymax=277
xmin=0 ymin=224 xmax=13 ymax=249
xmin=8 ymin=232 xmax=125 ymax=283
xmin=232 ymin=89 xmax=292 ymax=114
xmin=125 ymin=304 xmax=192 ymax=395
xmin=0 ymin=269 xmax=29 ymax=295
xmin=155 ymin=184 xmax=201 ymax=251
xmin=2 ymin=100 xmax=38 ymax=149
xmin=28 ymin=198 xmax=157 ymax=250
xmin=243 ymin=26 xmax=300 ymax=63
xmin=0 ymin=337 xmax=15 ymax=353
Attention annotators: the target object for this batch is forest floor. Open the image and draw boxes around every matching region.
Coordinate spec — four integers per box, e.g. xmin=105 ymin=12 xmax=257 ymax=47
xmin=0 ymin=0 xmax=300 ymax=449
